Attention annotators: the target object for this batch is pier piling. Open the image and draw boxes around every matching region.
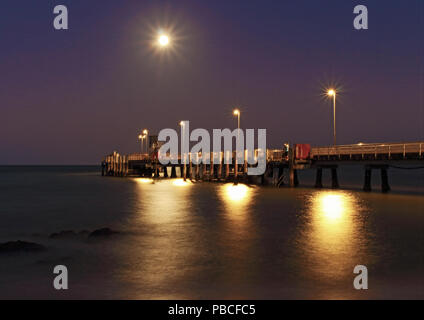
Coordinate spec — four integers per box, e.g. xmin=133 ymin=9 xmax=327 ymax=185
xmin=315 ymin=168 xmax=323 ymax=188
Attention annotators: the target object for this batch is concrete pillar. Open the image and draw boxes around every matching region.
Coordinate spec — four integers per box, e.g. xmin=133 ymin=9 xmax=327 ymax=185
xmin=331 ymin=167 xmax=339 ymax=189
xmin=363 ymin=168 xmax=372 ymax=192
xmin=381 ymin=167 xmax=391 ymax=193
xmin=315 ymin=168 xmax=323 ymax=188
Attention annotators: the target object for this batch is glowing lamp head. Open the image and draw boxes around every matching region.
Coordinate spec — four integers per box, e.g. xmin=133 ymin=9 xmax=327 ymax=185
xmin=327 ymin=89 xmax=336 ymax=97
xmin=143 ymin=129 xmax=148 ymax=135
xmin=158 ymin=34 xmax=170 ymax=47
xmin=179 ymin=121 xmax=184 ymax=126
xmin=233 ymin=109 xmax=240 ymax=116
xmin=138 ymin=134 xmax=142 ymax=140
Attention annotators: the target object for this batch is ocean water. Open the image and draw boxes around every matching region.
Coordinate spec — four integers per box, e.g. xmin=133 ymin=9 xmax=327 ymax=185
xmin=0 ymin=166 xmax=423 ymax=299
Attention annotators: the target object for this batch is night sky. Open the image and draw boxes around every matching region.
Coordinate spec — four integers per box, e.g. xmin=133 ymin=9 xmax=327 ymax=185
xmin=1 ymin=0 xmax=423 ymax=164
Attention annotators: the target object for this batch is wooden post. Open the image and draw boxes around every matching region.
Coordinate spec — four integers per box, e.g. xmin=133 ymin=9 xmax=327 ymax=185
xmin=244 ymin=149 xmax=248 ymax=174
xmin=234 ymin=153 xmax=238 ymax=178
xmin=225 ymin=151 xmax=230 ymax=180
xmin=210 ymin=152 xmax=214 ymax=179
xmin=218 ymin=152 xmax=223 ymax=180
xmin=183 ymin=155 xmax=187 ymax=180
xmin=195 ymin=153 xmax=200 ymax=180
xmin=289 ymin=169 xmax=299 ymax=187
xmin=189 ymin=153 xmax=193 ymax=180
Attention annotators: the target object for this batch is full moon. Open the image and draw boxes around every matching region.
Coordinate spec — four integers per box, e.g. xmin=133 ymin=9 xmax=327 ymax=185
xmin=158 ymin=34 xmax=170 ymax=47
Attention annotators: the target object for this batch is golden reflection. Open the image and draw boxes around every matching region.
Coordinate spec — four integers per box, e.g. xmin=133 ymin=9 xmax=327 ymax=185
xmin=301 ymin=190 xmax=366 ymax=282
xmin=223 ymin=183 xmax=249 ymax=202
xmin=219 ymin=183 xmax=255 ymax=227
xmin=135 ymin=178 xmax=154 ymax=184
xmin=126 ymin=179 xmax=197 ymax=298
xmin=172 ymin=178 xmax=192 ymax=187
xmin=319 ymin=194 xmax=345 ymax=221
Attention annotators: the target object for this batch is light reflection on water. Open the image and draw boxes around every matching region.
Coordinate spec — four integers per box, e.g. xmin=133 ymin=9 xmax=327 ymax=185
xmin=128 ymin=178 xmax=197 ymax=298
xmin=219 ymin=183 xmax=255 ymax=223
xmin=299 ymin=191 xmax=368 ymax=283
xmin=1 ymin=168 xmax=424 ymax=299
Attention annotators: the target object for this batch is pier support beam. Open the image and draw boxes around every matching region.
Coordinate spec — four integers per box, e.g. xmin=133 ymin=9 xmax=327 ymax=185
xmin=331 ymin=167 xmax=339 ymax=189
xmin=171 ymin=166 xmax=177 ymax=178
xmin=189 ymin=155 xmax=193 ymax=180
xmin=381 ymin=166 xmax=391 ymax=193
xmin=225 ymin=163 xmax=230 ymax=180
xmin=363 ymin=167 xmax=372 ymax=192
xmin=210 ymin=155 xmax=214 ymax=179
xmin=289 ymin=169 xmax=299 ymax=187
xmin=315 ymin=168 xmax=323 ymax=188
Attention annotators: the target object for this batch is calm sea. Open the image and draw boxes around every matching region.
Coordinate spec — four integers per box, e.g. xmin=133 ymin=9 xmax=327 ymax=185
xmin=0 ymin=166 xmax=423 ymax=299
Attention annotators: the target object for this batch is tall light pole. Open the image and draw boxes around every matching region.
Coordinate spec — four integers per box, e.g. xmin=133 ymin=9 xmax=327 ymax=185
xmin=143 ymin=129 xmax=148 ymax=153
xmin=327 ymin=89 xmax=337 ymax=146
xmin=180 ymin=121 xmax=186 ymax=180
xmin=233 ymin=109 xmax=240 ymax=130
xmin=138 ymin=134 xmax=143 ymax=154
xmin=233 ymin=109 xmax=241 ymax=178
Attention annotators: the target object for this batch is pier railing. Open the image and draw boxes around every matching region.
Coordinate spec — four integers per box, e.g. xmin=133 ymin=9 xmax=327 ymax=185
xmin=310 ymin=142 xmax=424 ymax=160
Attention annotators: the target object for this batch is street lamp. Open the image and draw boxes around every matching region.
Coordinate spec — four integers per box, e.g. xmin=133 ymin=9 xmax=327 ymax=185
xmin=179 ymin=121 xmax=187 ymax=180
xmin=138 ymin=134 xmax=143 ymax=154
xmin=327 ymin=89 xmax=337 ymax=146
xmin=233 ymin=109 xmax=241 ymax=178
xmin=233 ymin=109 xmax=240 ymax=129
xmin=143 ymin=129 xmax=149 ymax=153
xmin=179 ymin=121 xmax=185 ymax=162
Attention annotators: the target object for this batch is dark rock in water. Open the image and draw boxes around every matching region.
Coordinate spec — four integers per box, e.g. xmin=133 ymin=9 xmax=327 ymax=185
xmin=0 ymin=240 xmax=45 ymax=253
xmin=78 ymin=230 xmax=90 ymax=235
xmin=88 ymin=228 xmax=119 ymax=238
xmin=49 ymin=230 xmax=77 ymax=239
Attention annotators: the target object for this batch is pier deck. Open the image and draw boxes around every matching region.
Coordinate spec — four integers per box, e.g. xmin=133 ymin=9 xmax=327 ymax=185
xmin=102 ymin=142 xmax=424 ymax=193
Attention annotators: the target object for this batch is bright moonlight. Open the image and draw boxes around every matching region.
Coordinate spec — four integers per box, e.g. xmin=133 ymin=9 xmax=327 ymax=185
xmin=158 ymin=34 xmax=170 ymax=47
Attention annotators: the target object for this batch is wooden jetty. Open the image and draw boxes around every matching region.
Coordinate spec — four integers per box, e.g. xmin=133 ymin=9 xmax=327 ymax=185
xmin=102 ymin=142 xmax=424 ymax=193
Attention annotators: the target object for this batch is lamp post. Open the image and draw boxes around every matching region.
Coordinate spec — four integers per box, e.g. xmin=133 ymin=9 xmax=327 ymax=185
xmin=138 ymin=134 xmax=143 ymax=155
xmin=233 ymin=109 xmax=240 ymax=130
xmin=327 ymin=89 xmax=337 ymax=146
xmin=143 ymin=129 xmax=148 ymax=153
xmin=233 ymin=109 xmax=241 ymax=178
xmin=179 ymin=121 xmax=186 ymax=180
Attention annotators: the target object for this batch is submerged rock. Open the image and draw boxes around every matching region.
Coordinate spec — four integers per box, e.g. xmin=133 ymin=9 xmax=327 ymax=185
xmin=88 ymin=227 xmax=119 ymax=238
xmin=0 ymin=240 xmax=45 ymax=253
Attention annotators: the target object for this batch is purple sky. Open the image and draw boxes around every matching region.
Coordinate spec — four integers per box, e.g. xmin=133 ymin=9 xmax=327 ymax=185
xmin=1 ymin=0 xmax=423 ymax=164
